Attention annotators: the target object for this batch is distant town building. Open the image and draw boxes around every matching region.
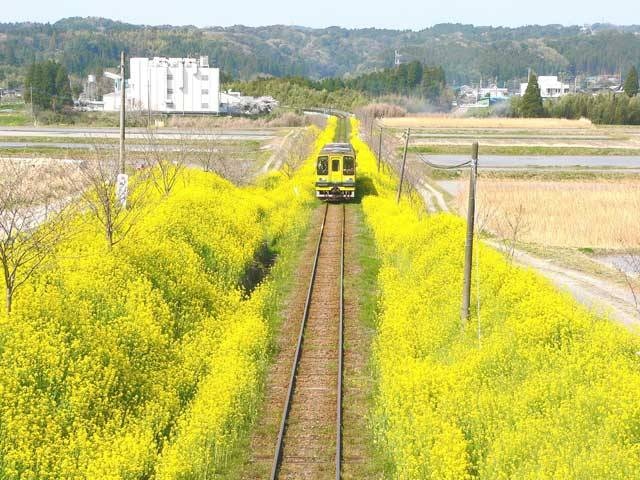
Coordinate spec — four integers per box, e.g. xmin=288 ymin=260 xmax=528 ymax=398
xmin=103 ymin=56 xmax=220 ymax=113
xmin=520 ymin=76 xmax=571 ymax=98
xmin=479 ymin=84 xmax=509 ymax=100
xmin=583 ymin=73 xmax=622 ymax=94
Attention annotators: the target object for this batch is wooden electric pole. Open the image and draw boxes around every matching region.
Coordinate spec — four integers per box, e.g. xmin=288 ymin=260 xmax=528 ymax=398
xmin=461 ymin=141 xmax=479 ymax=323
xmin=396 ymin=128 xmax=410 ymax=204
xmin=377 ymin=127 xmax=383 ymax=172
xmin=119 ymin=51 xmax=126 ymax=174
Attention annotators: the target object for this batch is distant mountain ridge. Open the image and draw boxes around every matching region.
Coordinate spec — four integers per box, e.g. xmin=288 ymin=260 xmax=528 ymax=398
xmin=0 ymin=17 xmax=639 ymax=84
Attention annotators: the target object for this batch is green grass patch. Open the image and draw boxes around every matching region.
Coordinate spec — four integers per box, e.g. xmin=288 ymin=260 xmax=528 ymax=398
xmin=0 ymin=112 xmax=30 ymax=126
xmin=345 ymin=202 xmax=393 ymax=477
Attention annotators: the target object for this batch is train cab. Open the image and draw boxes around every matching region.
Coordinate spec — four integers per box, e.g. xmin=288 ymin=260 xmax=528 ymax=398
xmin=315 ymin=143 xmax=356 ymax=200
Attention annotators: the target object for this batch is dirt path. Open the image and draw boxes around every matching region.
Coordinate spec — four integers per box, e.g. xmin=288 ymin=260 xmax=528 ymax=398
xmin=416 ymin=178 xmax=448 ymax=213
xmin=417 ymin=177 xmax=640 ymax=329
xmin=260 ymin=130 xmax=296 ymax=174
xmin=488 ymin=241 xmax=640 ymax=329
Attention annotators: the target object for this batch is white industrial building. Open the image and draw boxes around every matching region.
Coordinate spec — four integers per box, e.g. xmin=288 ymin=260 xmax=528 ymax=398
xmin=520 ymin=76 xmax=571 ymax=98
xmin=103 ymin=56 xmax=220 ymax=113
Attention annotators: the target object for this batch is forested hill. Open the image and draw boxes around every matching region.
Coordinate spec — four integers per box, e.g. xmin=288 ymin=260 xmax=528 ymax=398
xmin=1 ymin=17 xmax=640 ymax=84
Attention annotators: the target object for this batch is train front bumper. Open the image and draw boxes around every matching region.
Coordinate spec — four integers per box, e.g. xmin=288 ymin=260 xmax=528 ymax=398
xmin=315 ymin=182 xmax=355 ymax=199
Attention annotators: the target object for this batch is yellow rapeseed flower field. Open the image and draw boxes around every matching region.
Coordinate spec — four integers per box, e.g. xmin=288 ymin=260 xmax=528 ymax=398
xmin=0 ymin=118 xmax=336 ymax=478
xmin=351 ymin=118 xmax=640 ymax=479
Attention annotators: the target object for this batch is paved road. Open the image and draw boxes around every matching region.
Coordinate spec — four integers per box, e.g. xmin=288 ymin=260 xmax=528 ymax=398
xmin=414 ymin=154 xmax=640 ymax=169
xmin=0 ymin=142 xmax=248 ymax=151
xmin=0 ymin=126 xmax=278 ymax=141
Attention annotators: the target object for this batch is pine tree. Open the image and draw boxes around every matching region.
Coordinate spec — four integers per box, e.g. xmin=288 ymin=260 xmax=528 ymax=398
xmin=624 ymin=66 xmax=639 ymax=97
xmin=406 ymin=61 xmax=423 ymax=88
xmin=24 ymin=60 xmax=73 ymax=111
xmin=520 ymin=73 xmax=545 ymax=117
xmin=54 ymin=64 xmax=73 ymax=110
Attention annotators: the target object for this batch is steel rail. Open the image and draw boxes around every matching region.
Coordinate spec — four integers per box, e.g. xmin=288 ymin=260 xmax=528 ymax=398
xmin=270 ymin=203 xmax=330 ymax=480
xmin=335 ymin=204 xmax=345 ymax=480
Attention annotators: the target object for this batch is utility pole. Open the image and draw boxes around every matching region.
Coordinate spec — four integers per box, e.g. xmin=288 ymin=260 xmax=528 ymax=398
xmin=119 ymin=51 xmax=126 ymax=174
xmin=461 ymin=142 xmax=479 ymax=323
xmin=116 ymin=51 xmax=129 ymax=210
xmin=377 ymin=126 xmax=383 ymax=172
xmin=147 ymin=78 xmax=151 ymax=127
xmin=396 ymin=128 xmax=410 ymax=204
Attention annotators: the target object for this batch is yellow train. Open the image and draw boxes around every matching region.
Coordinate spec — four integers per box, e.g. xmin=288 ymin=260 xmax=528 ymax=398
xmin=315 ymin=143 xmax=356 ymax=200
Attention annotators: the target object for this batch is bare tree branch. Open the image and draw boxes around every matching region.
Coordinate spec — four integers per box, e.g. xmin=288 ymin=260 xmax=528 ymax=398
xmin=78 ymin=144 xmax=149 ymax=249
xmin=0 ymin=158 xmax=79 ymax=314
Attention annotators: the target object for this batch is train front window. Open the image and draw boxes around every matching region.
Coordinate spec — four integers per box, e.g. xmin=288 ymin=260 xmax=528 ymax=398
xmin=343 ymin=156 xmax=355 ymax=175
xmin=331 ymin=159 xmax=340 ymax=172
xmin=317 ymin=156 xmax=328 ymax=175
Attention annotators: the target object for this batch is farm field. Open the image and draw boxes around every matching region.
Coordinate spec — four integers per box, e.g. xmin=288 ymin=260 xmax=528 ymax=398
xmin=374 ymin=115 xmax=640 ymax=329
xmin=380 ymin=116 xmax=640 ymax=156
xmin=352 ymin=118 xmax=640 ymax=478
xmin=0 ymin=121 xmax=312 ymax=184
xmin=450 ymin=177 xmax=640 ymax=249
xmin=430 ymin=172 xmax=640 ymax=326
xmin=3 ymin=113 xmax=640 ymax=479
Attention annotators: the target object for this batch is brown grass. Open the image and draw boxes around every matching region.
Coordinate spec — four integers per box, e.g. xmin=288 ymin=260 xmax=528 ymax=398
xmin=454 ymin=178 xmax=640 ymax=249
xmin=381 ymin=116 xmax=594 ymax=130
xmin=167 ymin=112 xmax=315 ymax=129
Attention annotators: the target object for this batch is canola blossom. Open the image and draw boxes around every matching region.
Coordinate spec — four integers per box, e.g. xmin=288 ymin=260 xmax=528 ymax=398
xmin=351 ymin=118 xmax=640 ymax=479
xmin=0 ymin=118 xmax=337 ymax=478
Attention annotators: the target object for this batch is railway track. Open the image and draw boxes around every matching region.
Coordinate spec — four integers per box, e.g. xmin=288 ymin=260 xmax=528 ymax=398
xmin=270 ymin=202 xmax=345 ymax=480
xmin=334 ymin=115 xmax=351 ymax=143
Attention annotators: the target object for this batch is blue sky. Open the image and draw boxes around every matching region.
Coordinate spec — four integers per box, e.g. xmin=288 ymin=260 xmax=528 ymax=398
xmin=3 ymin=0 xmax=638 ymax=29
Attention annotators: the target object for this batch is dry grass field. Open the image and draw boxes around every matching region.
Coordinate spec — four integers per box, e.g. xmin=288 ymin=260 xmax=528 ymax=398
xmin=454 ymin=178 xmax=640 ymax=249
xmin=380 ymin=116 xmax=594 ymax=130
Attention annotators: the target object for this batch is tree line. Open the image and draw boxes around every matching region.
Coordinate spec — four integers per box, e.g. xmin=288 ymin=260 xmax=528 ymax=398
xmin=24 ymin=60 xmax=73 ymax=111
xmin=229 ymin=61 xmax=449 ymax=111
xmin=315 ymin=61 xmax=447 ymax=101
xmin=2 ymin=18 xmax=640 ymax=85
xmin=512 ymin=68 xmax=640 ymax=125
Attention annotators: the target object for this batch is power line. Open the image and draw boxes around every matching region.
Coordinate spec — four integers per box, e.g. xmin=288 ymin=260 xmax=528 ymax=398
xmin=418 ymin=154 xmax=471 ymax=170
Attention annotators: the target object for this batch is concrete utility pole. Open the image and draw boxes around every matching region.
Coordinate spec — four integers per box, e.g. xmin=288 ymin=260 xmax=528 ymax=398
xmin=396 ymin=128 xmax=410 ymax=204
xmin=461 ymin=142 xmax=479 ymax=323
xmin=119 ymin=51 xmax=126 ymax=174
xmin=377 ymin=126 xmax=383 ymax=172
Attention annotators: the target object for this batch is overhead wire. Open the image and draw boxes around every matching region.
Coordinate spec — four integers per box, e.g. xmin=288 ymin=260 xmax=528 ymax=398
xmin=418 ymin=154 xmax=471 ymax=170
